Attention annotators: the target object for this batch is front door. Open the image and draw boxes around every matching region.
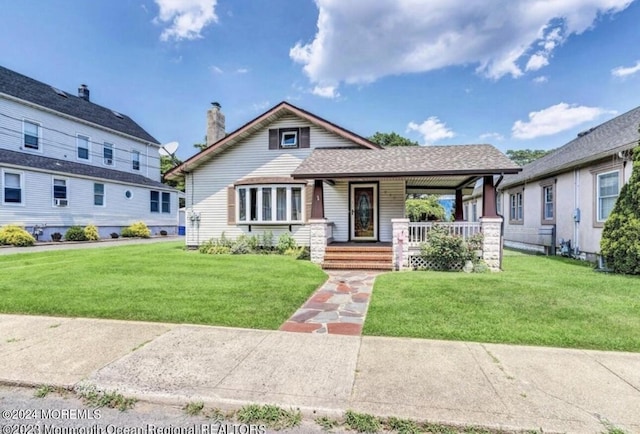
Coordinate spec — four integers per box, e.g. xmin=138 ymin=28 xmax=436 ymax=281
xmin=350 ymin=183 xmax=378 ymax=241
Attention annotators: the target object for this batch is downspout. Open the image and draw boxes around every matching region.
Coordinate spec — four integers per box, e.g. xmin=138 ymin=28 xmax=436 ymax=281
xmin=494 ymin=174 xmax=505 ymax=270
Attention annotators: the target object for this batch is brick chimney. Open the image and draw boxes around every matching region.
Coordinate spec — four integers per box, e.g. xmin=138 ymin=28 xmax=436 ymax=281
xmin=206 ymin=102 xmax=225 ymax=147
xmin=78 ymin=84 xmax=90 ymax=101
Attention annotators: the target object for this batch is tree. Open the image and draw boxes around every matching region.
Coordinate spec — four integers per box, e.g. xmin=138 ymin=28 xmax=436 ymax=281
xmin=506 ymin=149 xmax=553 ymax=166
xmin=405 ymin=195 xmax=446 ymax=222
xmin=369 ymin=131 xmax=418 ymax=147
xmin=160 ymin=155 xmax=184 ymax=192
xmin=193 ymin=136 xmax=207 ymax=151
xmin=600 ymin=145 xmax=640 ymax=274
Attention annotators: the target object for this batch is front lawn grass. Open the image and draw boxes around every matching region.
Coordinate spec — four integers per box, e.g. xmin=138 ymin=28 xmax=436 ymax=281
xmin=365 ymin=250 xmax=640 ymax=352
xmin=0 ymin=241 xmax=327 ymax=329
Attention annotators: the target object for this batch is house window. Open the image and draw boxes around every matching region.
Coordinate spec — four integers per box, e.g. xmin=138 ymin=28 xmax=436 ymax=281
xmin=542 ymin=184 xmax=554 ymax=222
xmin=150 ymin=191 xmax=159 ymax=212
xmin=237 ymin=185 xmax=304 ymax=224
xmin=103 ymin=143 xmax=114 ymax=166
xmin=77 ymin=135 xmax=90 ymax=160
xmin=3 ymin=171 xmax=23 ymax=204
xmin=53 ymin=178 xmax=68 ymax=207
xmin=94 ymin=183 xmax=105 ymax=206
xmin=597 ymin=170 xmax=619 ymax=222
xmin=23 ymin=120 xmax=40 ymax=150
xmin=471 ymin=202 xmax=477 ymax=222
xmin=132 ymin=150 xmax=140 ymax=171
xmin=496 ymin=193 xmax=502 ymax=215
xmin=161 ymin=192 xmax=170 ymax=213
xmin=509 ymin=191 xmax=523 ymax=223
xmin=281 ymin=131 xmax=298 ymax=148
xmin=268 ymin=127 xmax=310 ymax=150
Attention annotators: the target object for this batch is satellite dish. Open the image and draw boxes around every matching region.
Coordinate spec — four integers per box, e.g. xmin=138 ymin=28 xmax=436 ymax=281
xmin=160 ymin=141 xmax=179 ymax=156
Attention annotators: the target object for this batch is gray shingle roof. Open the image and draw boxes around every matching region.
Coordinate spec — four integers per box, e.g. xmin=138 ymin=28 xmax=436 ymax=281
xmin=0 ymin=65 xmax=159 ymax=144
xmin=501 ymin=105 xmax=640 ymax=189
xmin=292 ymin=145 xmax=521 ymax=178
xmin=0 ymin=148 xmax=172 ymax=190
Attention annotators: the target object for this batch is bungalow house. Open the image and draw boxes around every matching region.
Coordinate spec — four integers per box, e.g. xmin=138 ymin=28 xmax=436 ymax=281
xmin=499 ymin=105 xmax=640 ymax=260
xmin=0 ymin=65 xmax=179 ymax=239
xmin=166 ymin=102 xmax=520 ymax=270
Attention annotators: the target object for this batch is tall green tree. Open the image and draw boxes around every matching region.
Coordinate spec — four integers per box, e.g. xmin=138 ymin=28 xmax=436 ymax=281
xmin=369 ymin=132 xmax=418 ymax=147
xmin=160 ymin=155 xmax=184 ymax=192
xmin=600 ymin=145 xmax=640 ymax=274
xmin=405 ymin=195 xmax=446 ymax=222
xmin=506 ymin=149 xmax=553 ymax=166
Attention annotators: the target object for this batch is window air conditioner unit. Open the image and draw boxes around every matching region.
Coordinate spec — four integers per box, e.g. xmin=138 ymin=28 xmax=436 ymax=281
xmin=54 ymin=199 xmax=68 ymax=207
xmin=105 ymin=158 xmax=113 ymax=165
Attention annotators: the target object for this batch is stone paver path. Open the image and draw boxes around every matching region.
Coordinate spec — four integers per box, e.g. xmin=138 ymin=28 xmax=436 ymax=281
xmin=279 ymin=270 xmax=381 ymax=336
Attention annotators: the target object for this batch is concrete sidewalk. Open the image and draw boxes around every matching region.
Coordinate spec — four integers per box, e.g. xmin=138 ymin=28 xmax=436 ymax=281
xmin=0 ymin=236 xmax=181 ymax=255
xmin=0 ymin=314 xmax=638 ymax=433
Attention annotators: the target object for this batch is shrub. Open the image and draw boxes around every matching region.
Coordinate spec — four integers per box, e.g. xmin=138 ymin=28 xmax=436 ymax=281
xmin=230 ymin=235 xmax=251 ymax=254
xmin=121 ymin=221 xmax=150 ymax=238
xmin=261 ymin=231 xmax=274 ymax=251
xmin=246 ymin=234 xmax=260 ymax=252
xmin=84 ymin=225 xmax=100 ymax=241
xmin=65 ymin=226 xmax=87 ymax=241
xmin=199 ymin=238 xmax=231 ymax=255
xmin=601 ymin=146 xmax=640 ymax=274
xmin=420 ymin=225 xmax=467 ymax=271
xmin=277 ymin=233 xmax=297 ymax=254
xmin=0 ymin=225 xmax=36 ymax=247
xmin=110 ymin=232 xmax=119 ymax=239
xmin=51 ymin=232 xmax=63 ymax=242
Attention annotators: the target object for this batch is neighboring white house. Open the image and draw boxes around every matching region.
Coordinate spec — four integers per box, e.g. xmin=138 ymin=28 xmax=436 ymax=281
xmin=498 ymin=106 xmax=639 ymax=260
xmin=0 ymin=65 xmax=178 ymax=239
xmin=166 ymin=102 xmax=520 ymax=270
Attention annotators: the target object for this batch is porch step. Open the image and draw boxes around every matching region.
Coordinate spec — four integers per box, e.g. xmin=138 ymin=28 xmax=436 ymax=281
xmin=322 ymin=244 xmax=393 ymax=270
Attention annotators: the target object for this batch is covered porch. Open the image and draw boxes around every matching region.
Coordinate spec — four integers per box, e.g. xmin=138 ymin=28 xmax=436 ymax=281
xmin=293 ymin=145 xmax=521 ymax=272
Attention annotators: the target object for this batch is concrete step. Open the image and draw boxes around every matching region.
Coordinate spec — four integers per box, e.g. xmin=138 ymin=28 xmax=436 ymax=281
xmin=325 ymin=245 xmax=392 ymax=253
xmin=322 ymin=261 xmax=394 ymax=271
xmin=324 ymin=252 xmax=393 ymax=262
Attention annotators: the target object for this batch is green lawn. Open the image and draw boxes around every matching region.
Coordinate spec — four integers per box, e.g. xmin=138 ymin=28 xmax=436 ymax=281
xmin=365 ymin=250 xmax=640 ymax=352
xmin=0 ymin=241 xmax=327 ymax=329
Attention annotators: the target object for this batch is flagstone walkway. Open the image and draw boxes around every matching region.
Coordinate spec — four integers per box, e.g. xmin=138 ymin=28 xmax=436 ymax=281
xmin=279 ymin=270 xmax=382 ymax=336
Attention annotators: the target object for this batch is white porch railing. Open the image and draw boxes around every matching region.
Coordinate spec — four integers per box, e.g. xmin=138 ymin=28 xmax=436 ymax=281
xmin=408 ymin=222 xmax=482 ymax=247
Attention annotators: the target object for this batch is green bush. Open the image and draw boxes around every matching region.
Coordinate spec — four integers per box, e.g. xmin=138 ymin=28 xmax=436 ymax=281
xmin=601 ymin=146 xmax=640 ymax=274
xmin=199 ymin=238 xmax=231 ymax=255
xmin=420 ymin=225 xmax=468 ymax=271
xmin=65 ymin=226 xmax=87 ymax=241
xmin=0 ymin=225 xmax=36 ymax=247
xmin=261 ymin=231 xmax=274 ymax=251
xmin=121 ymin=221 xmax=151 ymax=238
xmin=230 ymin=235 xmax=252 ymax=254
xmin=84 ymin=224 xmax=100 ymax=241
xmin=277 ymin=233 xmax=297 ymax=254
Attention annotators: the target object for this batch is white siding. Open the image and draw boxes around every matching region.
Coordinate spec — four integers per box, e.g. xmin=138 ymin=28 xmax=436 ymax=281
xmin=0 ymin=97 xmax=161 ymax=181
xmin=186 ymin=114 xmax=408 ymax=246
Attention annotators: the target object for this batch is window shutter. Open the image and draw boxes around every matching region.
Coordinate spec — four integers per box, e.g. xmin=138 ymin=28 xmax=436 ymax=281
xmin=227 ymin=186 xmax=236 ymax=224
xmin=268 ymin=129 xmax=279 ymax=150
xmin=305 ymin=182 xmax=313 ymax=222
xmin=300 ymin=127 xmax=310 ymax=148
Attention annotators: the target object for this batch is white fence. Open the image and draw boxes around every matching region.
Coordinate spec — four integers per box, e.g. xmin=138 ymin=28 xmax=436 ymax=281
xmin=408 ymin=222 xmax=482 ymax=247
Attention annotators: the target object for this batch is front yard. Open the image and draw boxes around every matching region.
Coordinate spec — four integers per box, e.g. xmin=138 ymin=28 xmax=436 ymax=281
xmin=0 ymin=241 xmax=327 ymax=329
xmin=365 ymin=250 xmax=640 ymax=352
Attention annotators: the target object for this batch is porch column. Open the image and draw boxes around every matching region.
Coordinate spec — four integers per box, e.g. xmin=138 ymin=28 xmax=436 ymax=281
xmin=311 ymin=180 xmax=324 ymax=219
xmin=392 ymin=218 xmax=410 ymax=271
xmin=482 ymin=176 xmax=498 ymax=218
xmin=309 ymin=219 xmax=329 ymax=264
xmin=454 ymin=189 xmax=464 ymax=221
xmin=480 ymin=216 xmax=503 ymax=272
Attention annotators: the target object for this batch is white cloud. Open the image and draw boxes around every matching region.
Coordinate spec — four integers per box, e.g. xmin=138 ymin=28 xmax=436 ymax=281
xmin=407 ymin=117 xmax=455 ymax=145
xmin=236 ymin=68 xmax=249 ymax=74
xmin=612 ymin=60 xmax=640 ymax=77
xmin=252 ymin=101 xmax=271 ymax=112
xmin=512 ymin=103 xmax=613 ymax=139
xmin=479 ymin=132 xmax=504 ymax=142
xmin=154 ymin=0 xmax=218 ymax=41
xmin=533 ymin=76 xmax=548 ymax=83
xmin=311 ymin=85 xmax=340 ymax=99
xmin=209 ymin=65 xmax=223 ymax=74
xmin=290 ymin=0 xmax=632 ymax=96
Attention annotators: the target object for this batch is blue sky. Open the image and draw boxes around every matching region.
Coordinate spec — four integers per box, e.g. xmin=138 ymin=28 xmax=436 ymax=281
xmin=1 ymin=0 xmax=639 ymax=161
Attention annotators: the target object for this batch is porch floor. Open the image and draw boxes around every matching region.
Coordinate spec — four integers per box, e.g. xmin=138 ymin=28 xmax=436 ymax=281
xmin=279 ymin=270 xmax=381 ymax=335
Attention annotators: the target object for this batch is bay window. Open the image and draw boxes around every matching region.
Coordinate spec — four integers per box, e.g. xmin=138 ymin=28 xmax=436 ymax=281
xmin=237 ymin=185 xmax=303 ymax=223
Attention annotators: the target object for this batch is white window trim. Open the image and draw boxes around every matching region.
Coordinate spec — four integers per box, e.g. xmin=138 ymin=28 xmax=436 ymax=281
xmin=236 ymin=185 xmax=304 ymax=224
xmin=52 ymin=176 xmax=69 ymax=208
xmin=509 ymin=191 xmax=523 ymax=223
xmin=542 ymin=185 xmax=554 ymax=221
xmin=150 ymin=190 xmax=160 ymax=213
xmin=22 ymin=119 xmax=43 ymax=153
xmin=132 ymin=150 xmax=141 ymax=171
xmin=596 ymin=169 xmax=620 ymax=223
xmin=94 ymin=183 xmax=106 ymax=207
xmin=161 ymin=192 xmax=171 ymax=214
xmin=77 ymin=134 xmax=91 ymax=161
xmin=103 ymin=143 xmax=115 ymax=167
xmin=2 ymin=169 xmax=25 ymax=206
xmin=280 ymin=131 xmax=298 ymax=148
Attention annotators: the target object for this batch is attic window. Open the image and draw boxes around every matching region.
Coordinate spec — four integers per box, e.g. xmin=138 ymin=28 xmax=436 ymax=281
xmin=51 ymin=87 xmax=67 ymax=98
xmin=268 ymin=127 xmax=310 ymax=150
xmin=112 ymin=110 xmax=124 ymax=119
xmin=281 ymin=131 xmax=298 ymax=147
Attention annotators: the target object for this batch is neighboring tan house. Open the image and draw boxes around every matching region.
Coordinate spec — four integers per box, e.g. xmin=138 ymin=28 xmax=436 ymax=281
xmin=0 ymin=65 xmax=178 ymax=239
xmin=166 ymin=102 xmax=520 ymax=271
xmin=499 ymin=106 xmax=640 ymax=260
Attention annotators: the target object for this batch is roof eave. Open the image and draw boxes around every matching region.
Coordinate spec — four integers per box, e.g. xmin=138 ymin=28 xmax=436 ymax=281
xmin=292 ymin=167 xmax=521 ymax=179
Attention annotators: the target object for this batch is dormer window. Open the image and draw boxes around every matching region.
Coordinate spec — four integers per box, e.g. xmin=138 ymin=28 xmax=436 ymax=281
xmin=281 ymin=131 xmax=298 ymax=148
xmin=23 ymin=120 xmax=40 ymax=150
